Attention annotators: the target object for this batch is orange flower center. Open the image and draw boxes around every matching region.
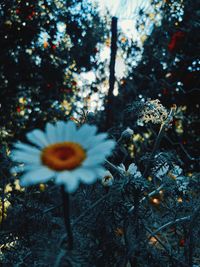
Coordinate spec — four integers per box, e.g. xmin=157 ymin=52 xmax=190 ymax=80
xmin=41 ymin=142 xmax=86 ymax=171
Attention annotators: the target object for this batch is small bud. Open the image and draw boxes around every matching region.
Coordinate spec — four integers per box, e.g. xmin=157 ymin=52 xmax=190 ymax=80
xmin=101 ymin=170 xmax=114 ymax=187
xmin=39 ymin=184 xmax=46 ymax=191
xmin=120 ymin=127 xmax=134 ymax=140
xmin=115 ymin=227 xmax=124 ymax=236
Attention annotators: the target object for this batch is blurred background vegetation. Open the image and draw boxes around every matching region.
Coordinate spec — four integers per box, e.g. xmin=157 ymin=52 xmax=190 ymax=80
xmin=0 ymin=0 xmax=199 ymax=266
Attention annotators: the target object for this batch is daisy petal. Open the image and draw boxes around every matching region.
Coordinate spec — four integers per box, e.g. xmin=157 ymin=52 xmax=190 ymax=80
xmin=87 ymin=140 xmax=116 ymax=157
xmin=10 ymin=164 xmax=39 ymax=174
xmin=55 ymin=121 xmax=66 ymax=142
xmin=74 ymin=124 xmax=97 ymax=145
xmin=56 ymin=171 xmax=70 ymax=184
xmin=14 ymin=142 xmax=41 ymax=154
xmin=20 ymin=167 xmax=55 ymax=186
xmin=93 ymin=132 xmax=108 ymax=142
xmin=64 ymin=121 xmax=77 ymax=141
xmin=45 ymin=122 xmax=57 ymax=144
xmin=94 ymin=167 xmax=107 ymax=179
xmin=11 ymin=150 xmax=41 ymax=164
xmin=27 ymin=129 xmax=49 ymax=148
xmin=78 ymin=124 xmax=97 ymax=137
xmin=64 ymin=177 xmax=79 ymax=193
xmin=10 ymin=165 xmax=24 ymax=174
xmin=83 ymin=133 xmax=108 ymax=149
xmin=82 ymin=154 xmax=106 ymax=167
xmin=56 ymin=171 xmax=79 ymax=193
xmin=74 ymin=168 xmax=96 ymax=185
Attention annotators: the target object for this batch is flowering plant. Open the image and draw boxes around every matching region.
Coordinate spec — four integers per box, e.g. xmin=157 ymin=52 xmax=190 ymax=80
xmin=11 ymin=121 xmax=115 ymax=192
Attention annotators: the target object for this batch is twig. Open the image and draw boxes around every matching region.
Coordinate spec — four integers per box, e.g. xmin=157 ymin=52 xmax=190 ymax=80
xmin=149 ymin=216 xmax=191 ymax=238
xmin=43 ymin=204 xmax=62 ymax=214
xmin=105 ymin=159 xmax=121 ymax=174
xmin=128 ymin=184 xmax=164 ymax=214
xmin=164 ymin=135 xmax=200 ymax=161
xmin=145 ymin=226 xmax=188 ymax=267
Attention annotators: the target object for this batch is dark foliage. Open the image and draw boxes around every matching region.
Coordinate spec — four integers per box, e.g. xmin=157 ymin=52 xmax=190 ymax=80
xmin=0 ymin=0 xmax=200 ymax=266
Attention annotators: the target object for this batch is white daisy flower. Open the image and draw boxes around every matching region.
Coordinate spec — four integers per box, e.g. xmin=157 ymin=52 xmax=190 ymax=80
xmin=169 ymin=165 xmax=189 ymax=193
xmin=155 ymin=162 xmax=170 ymax=178
xmin=171 ymin=165 xmax=183 ymax=177
xmin=118 ymin=163 xmax=142 ymax=178
xmin=10 ymin=121 xmax=116 ymax=193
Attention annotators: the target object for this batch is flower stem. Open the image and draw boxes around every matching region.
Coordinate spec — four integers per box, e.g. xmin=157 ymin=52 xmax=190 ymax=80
xmin=61 ymin=186 xmax=73 ymax=250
